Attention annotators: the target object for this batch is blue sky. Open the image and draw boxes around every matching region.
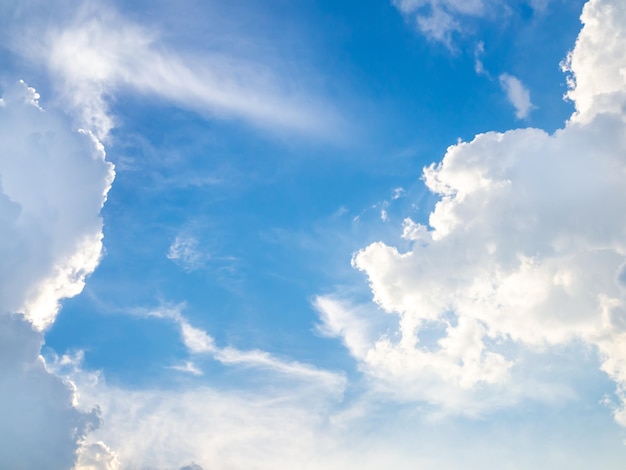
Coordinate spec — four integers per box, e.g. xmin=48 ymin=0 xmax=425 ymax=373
xmin=2 ymin=0 xmax=626 ymax=468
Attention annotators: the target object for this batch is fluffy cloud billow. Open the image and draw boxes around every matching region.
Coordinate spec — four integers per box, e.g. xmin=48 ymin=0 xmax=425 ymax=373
xmin=0 ymin=81 xmax=114 ymax=329
xmin=319 ymin=0 xmax=626 ymax=421
xmin=0 ymin=81 xmax=113 ymax=467
xmin=0 ymin=314 xmax=100 ymax=470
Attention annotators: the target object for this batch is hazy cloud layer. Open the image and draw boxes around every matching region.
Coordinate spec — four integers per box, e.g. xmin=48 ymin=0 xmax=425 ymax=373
xmin=1 ymin=0 xmax=342 ymax=140
xmin=0 ymin=314 xmax=98 ymax=469
xmin=563 ymin=0 xmax=626 ymax=123
xmin=499 ymin=73 xmax=535 ymax=119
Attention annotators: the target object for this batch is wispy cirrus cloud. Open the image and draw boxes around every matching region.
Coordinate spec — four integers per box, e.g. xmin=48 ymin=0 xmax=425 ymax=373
xmin=2 ymin=0 xmax=343 ymax=140
xmin=0 ymin=315 xmax=99 ymax=469
xmin=146 ymin=303 xmax=346 ymax=391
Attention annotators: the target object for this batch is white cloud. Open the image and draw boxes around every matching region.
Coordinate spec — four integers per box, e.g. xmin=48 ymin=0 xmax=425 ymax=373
xmin=167 ymin=234 xmax=207 ymax=272
xmin=59 ymin=351 xmax=626 ymax=470
xmin=0 ymin=314 xmax=98 ymax=469
xmin=392 ymin=187 xmax=405 ymax=199
xmin=2 ymin=1 xmax=342 ymax=140
xmin=74 ymin=385 xmax=344 ymax=470
xmin=562 ymin=0 xmax=626 ymax=123
xmin=317 ymin=0 xmax=626 ymax=423
xmin=499 ymin=73 xmax=535 ymax=119
xmin=0 ymin=81 xmax=113 ymax=468
xmin=0 ymin=81 xmax=113 ymax=329
xmin=392 ymin=0 xmax=495 ymax=44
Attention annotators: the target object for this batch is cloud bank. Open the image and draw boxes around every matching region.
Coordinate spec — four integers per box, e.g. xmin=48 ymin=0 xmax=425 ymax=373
xmin=319 ymin=0 xmax=626 ymax=422
xmin=0 ymin=81 xmax=113 ymax=329
xmin=0 ymin=314 xmax=99 ymax=470
xmin=0 ymin=82 xmax=113 ymax=467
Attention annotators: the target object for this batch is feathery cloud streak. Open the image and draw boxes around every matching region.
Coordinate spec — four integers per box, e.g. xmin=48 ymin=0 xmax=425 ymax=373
xmin=3 ymin=1 xmax=342 ymax=140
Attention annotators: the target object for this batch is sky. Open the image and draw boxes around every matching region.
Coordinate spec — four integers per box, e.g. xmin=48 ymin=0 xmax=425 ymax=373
xmin=1 ymin=0 xmax=626 ymax=468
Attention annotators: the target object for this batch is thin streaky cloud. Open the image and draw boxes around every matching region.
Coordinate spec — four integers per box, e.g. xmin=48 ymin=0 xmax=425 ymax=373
xmin=5 ymin=1 xmax=344 ymax=140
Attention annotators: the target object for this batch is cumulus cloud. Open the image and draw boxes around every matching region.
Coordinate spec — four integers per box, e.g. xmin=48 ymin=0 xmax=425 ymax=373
xmin=74 ymin=441 xmax=120 ymax=470
xmin=474 ymin=41 xmax=488 ymax=75
xmin=59 ymin=348 xmax=626 ymax=470
xmin=0 ymin=81 xmax=113 ymax=329
xmin=0 ymin=314 xmax=99 ymax=469
xmin=562 ymin=0 xmax=626 ymax=123
xmin=59 ymin=349 xmax=355 ymax=470
xmin=0 ymin=81 xmax=113 ymax=468
xmin=170 ymin=361 xmax=203 ymax=376
xmin=499 ymin=73 xmax=535 ymax=119
xmin=76 ymin=385 xmax=343 ymax=470
xmin=318 ymin=0 xmax=626 ymax=422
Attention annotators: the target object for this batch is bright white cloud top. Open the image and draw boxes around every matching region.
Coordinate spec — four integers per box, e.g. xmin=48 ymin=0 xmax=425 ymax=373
xmin=1 ymin=0 xmax=626 ymax=469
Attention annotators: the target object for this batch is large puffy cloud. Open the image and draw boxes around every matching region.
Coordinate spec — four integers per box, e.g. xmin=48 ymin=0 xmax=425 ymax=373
xmin=0 ymin=81 xmax=114 ymax=329
xmin=0 ymin=314 xmax=99 ymax=469
xmin=59 ymin=349 xmax=350 ymax=470
xmin=0 ymin=82 xmax=113 ymax=466
xmin=318 ymin=0 xmax=626 ymax=422
xmin=563 ymin=0 xmax=626 ymax=123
